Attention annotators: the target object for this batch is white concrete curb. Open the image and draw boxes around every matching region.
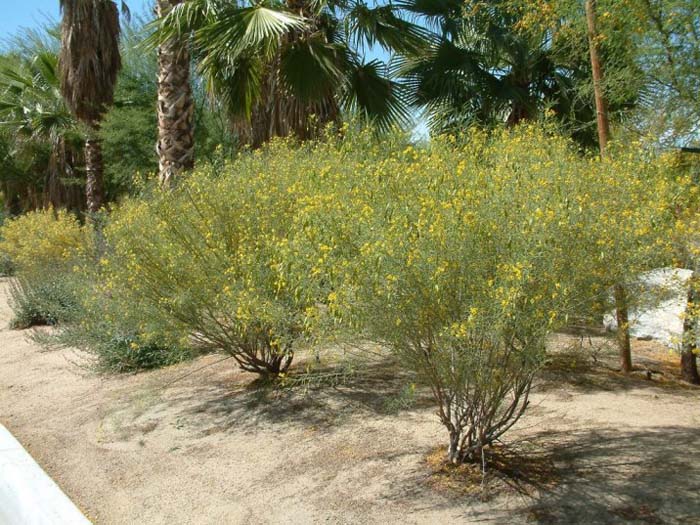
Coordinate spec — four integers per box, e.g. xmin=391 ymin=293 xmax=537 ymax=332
xmin=0 ymin=424 xmax=91 ymax=525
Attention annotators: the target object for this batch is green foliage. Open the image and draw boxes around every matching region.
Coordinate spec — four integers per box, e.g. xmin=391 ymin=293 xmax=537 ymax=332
xmin=626 ymin=0 xmax=700 ymax=146
xmin=100 ymin=105 xmax=158 ymax=197
xmin=150 ymin=0 xmax=419 ymax=143
xmin=0 ymin=208 xmax=88 ymax=326
xmin=0 ymin=208 xmax=13 ymax=276
xmin=0 ymin=17 xmax=237 ymax=212
xmin=49 ymin=282 xmax=195 ymax=373
xmin=8 ymin=274 xmax=81 ymax=329
xmin=0 ymin=47 xmax=84 ymax=213
xmin=510 ymin=0 xmax=700 ymax=147
xmin=397 ymin=0 xmax=642 ymax=148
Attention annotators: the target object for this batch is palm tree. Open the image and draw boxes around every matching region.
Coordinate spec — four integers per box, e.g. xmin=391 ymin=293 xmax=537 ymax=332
xmin=150 ymin=0 xmax=424 ymax=148
xmin=0 ymin=51 xmax=84 ymax=213
xmin=397 ymin=0 xmax=639 ymax=146
xmin=155 ymin=0 xmax=195 ymax=186
xmin=59 ymin=0 xmax=123 ymax=215
xmin=397 ymin=1 xmax=572 ymax=130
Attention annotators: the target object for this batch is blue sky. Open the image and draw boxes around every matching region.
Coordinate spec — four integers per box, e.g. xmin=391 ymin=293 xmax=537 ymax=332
xmin=1 ymin=0 xmax=153 ymax=38
xmin=1 ymin=0 xmax=58 ymax=37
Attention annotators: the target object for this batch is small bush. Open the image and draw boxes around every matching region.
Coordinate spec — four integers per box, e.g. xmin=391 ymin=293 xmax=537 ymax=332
xmin=48 ymin=278 xmax=195 ymax=373
xmin=0 ymin=208 xmax=88 ymax=275
xmin=8 ymin=275 xmax=81 ymax=328
xmin=0 ymin=208 xmax=88 ymax=327
xmin=0 ymin=252 xmax=13 ymax=277
xmin=0 ymin=207 xmax=12 ymax=275
xmin=52 ymin=323 xmax=193 ymax=373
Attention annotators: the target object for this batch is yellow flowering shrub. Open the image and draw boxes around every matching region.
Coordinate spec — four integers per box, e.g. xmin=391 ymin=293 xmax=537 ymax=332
xmin=95 ymin=124 xmax=682 ymax=457
xmin=103 ymin=147 xmax=322 ymax=376
xmin=0 ymin=208 xmax=90 ymax=327
xmin=274 ymin=125 xmax=681 ymax=463
xmin=0 ymin=208 xmax=88 ymax=276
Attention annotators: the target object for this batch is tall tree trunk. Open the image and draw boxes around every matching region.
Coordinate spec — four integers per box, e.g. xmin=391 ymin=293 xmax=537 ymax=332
xmin=586 ymin=0 xmax=632 ymax=373
xmin=156 ymin=0 xmax=195 ymax=187
xmin=614 ymin=284 xmax=633 ymax=374
xmin=585 ymin=0 xmax=611 ymax=153
xmin=84 ymin=127 xmax=104 ymax=215
xmin=680 ymin=275 xmax=700 ymax=384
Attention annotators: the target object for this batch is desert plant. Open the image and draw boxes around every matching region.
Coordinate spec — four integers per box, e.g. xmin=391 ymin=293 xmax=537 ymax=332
xmin=47 ymin=280 xmax=195 ymax=372
xmin=0 ymin=208 xmax=89 ymax=327
xmin=282 ymin=125 xmax=681 ymax=464
xmin=0 ymin=207 xmax=88 ymax=274
xmin=102 ymin=155 xmax=325 ymax=376
xmin=8 ymin=274 xmax=81 ymax=328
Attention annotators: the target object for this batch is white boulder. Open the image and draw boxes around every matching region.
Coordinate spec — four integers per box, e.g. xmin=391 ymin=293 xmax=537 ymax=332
xmin=603 ymin=267 xmax=694 ymax=347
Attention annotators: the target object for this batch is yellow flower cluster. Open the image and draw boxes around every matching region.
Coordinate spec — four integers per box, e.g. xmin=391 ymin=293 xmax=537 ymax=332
xmin=0 ymin=207 xmax=89 ymax=277
xmin=11 ymin=123 xmax=676 ymax=375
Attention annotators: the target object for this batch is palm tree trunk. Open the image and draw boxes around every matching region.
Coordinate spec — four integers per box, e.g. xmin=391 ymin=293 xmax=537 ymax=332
xmin=156 ymin=0 xmax=195 ymax=187
xmin=84 ymin=127 xmax=104 ymax=215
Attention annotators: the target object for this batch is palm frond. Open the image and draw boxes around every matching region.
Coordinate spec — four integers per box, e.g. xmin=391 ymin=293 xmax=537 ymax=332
xmin=344 ymin=2 xmax=433 ymax=54
xmin=342 ymin=59 xmax=413 ymax=132
xmin=280 ymin=36 xmax=346 ymax=102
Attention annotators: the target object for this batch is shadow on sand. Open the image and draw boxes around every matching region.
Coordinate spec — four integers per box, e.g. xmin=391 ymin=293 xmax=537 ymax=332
xmin=118 ymin=351 xmax=699 ymax=524
xmin=516 ymin=426 xmax=700 ymax=524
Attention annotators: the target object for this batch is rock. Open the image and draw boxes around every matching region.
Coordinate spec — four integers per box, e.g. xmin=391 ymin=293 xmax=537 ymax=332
xmin=603 ymin=267 xmax=694 ymax=347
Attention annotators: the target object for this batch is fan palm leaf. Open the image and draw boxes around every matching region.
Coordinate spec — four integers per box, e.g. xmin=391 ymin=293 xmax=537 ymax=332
xmin=149 ymin=0 xmax=422 ymax=144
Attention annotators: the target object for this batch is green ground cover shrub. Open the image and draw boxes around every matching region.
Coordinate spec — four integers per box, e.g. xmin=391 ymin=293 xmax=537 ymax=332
xmin=48 ymin=288 xmax=194 ymax=373
xmin=0 ymin=208 xmax=88 ymax=327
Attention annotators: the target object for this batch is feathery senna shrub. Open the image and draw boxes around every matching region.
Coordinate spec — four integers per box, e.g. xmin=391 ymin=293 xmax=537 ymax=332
xmin=277 ymin=126 xmax=681 ymax=464
xmin=100 ymin=129 xmax=412 ymax=376
xmin=98 ymin=124 xmax=682 ymax=462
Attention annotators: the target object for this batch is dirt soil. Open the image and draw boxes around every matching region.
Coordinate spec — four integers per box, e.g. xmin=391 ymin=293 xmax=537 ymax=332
xmin=0 ymin=278 xmax=698 ymax=525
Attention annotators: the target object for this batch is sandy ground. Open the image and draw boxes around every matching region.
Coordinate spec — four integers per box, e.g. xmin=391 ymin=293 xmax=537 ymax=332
xmin=0 ymin=278 xmax=699 ymax=525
